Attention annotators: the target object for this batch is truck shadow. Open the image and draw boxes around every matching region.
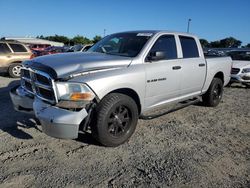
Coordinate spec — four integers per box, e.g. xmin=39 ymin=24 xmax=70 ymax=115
xmin=0 ymin=79 xmax=41 ymax=139
xmin=77 ymin=132 xmax=101 ymax=146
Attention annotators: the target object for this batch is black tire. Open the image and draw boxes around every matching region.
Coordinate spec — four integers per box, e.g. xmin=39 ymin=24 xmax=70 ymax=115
xmin=8 ymin=63 xmax=22 ymax=78
xmin=92 ymin=93 xmax=138 ymax=147
xmin=202 ymin=78 xmax=223 ymax=107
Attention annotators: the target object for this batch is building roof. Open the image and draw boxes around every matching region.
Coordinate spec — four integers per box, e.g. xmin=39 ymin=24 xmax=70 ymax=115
xmin=3 ymin=37 xmax=64 ymax=46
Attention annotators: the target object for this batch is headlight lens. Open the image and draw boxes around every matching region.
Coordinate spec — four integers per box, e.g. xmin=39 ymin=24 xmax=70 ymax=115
xmin=56 ymin=82 xmax=95 ymax=101
xmin=242 ymin=68 xmax=250 ymax=73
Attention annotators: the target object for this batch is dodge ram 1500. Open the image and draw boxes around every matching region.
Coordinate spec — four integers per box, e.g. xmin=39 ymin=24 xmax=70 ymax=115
xmin=10 ymin=31 xmax=232 ymax=146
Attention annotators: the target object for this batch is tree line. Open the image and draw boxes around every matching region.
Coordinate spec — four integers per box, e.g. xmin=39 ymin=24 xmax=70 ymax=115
xmin=37 ymin=34 xmax=250 ymax=49
xmin=36 ymin=35 xmax=102 ymax=45
xmin=200 ymin=37 xmax=250 ymax=48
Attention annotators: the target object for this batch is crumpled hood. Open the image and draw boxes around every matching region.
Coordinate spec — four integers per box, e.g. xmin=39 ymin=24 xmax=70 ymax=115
xmin=25 ymin=52 xmax=132 ymax=79
xmin=232 ymin=60 xmax=250 ymax=69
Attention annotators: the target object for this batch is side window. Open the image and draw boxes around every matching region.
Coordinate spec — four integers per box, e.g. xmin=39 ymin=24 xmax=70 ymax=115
xmin=8 ymin=43 xmax=27 ymax=52
xmin=0 ymin=43 xmax=11 ymax=53
xmin=83 ymin=45 xmax=92 ymax=52
xmin=179 ymin=36 xmax=199 ymax=58
xmin=150 ymin=35 xmax=177 ymax=59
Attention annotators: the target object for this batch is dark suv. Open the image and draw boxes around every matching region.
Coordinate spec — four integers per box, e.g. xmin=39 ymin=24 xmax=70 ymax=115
xmin=0 ymin=41 xmax=32 ymax=77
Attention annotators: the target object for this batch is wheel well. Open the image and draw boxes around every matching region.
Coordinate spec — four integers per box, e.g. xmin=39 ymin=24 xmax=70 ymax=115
xmin=109 ymin=88 xmax=141 ymax=114
xmin=9 ymin=61 xmax=22 ymax=67
xmin=10 ymin=61 xmax=22 ymax=64
xmin=214 ymin=72 xmax=224 ymax=83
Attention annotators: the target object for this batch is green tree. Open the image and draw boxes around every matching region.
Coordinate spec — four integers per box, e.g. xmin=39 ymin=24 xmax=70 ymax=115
xmin=245 ymin=43 xmax=250 ymax=48
xmin=200 ymin=39 xmax=210 ymax=48
xmin=71 ymin=35 xmax=91 ymax=45
xmin=36 ymin=35 xmax=45 ymax=39
xmin=210 ymin=40 xmax=221 ymax=48
xmin=92 ymin=35 xmax=102 ymax=43
xmin=43 ymin=35 xmax=70 ymax=44
xmin=219 ymin=37 xmax=242 ymax=48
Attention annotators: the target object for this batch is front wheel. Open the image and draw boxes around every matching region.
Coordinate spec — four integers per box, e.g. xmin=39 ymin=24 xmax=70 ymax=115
xmin=92 ymin=93 xmax=138 ymax=147
xmin=8 ymin=63 xmax=22 ymax=78
xmin=202 ymin=78 xmax=223 ymax=107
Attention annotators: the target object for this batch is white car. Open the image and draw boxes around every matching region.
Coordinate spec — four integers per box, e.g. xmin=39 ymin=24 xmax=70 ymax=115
xmin=231 ymin=61 xmax=250 ymax=87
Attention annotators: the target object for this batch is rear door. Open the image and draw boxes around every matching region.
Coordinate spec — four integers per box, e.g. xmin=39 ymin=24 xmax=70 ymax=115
xmin=177 ymin=36 xmax=206 ymax=97
xmin=7 ymin=43 xmax=31 ymax=61
xmin=145 ymin=34 xmax=181 ymax=108
xmin=0 ymin=42 xmax=13 ymax=67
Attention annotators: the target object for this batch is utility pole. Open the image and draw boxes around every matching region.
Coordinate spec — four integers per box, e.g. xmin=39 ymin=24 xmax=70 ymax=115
xmin=187 ymin=19 xmax=192 ymax=33
xmin=103 ymin=29 xmax=106 ymax=37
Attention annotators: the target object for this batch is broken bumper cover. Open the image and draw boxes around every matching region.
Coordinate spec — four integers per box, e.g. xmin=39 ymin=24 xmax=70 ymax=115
xmin=33 ymin=99 xmax=88 ymax=139
xmin=10 ymin=86 xmax=34 ymax=113
xmin=10 ymin=85 xmax=88 ymax=139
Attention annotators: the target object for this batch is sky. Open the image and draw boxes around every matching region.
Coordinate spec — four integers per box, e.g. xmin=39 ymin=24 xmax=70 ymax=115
xmin=1 ymin=0 xmax=250 ymax=45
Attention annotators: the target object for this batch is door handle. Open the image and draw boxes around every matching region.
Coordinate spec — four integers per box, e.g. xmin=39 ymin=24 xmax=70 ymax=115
xmin=199 ymin=63 xmax=205 ymax=67
xmin=7 ymin=55 xmax=12 ymax=58
xmin=172 ymin=66 xmax=181 ymax=70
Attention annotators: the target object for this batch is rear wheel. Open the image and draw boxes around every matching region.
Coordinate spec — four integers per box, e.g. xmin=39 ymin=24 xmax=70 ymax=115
xmin=92 ymin=93 xmax=138 ymax=147
xmin=202 ymin=78 xmax=223 ymax=107
xmin=8 ymin=63 xmax=22 ymax=78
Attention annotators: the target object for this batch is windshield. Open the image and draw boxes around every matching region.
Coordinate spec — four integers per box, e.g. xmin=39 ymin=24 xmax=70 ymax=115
xmin=72 ymin=44 xmax=83 ymax=52
xmin=88 ymin=32 xmax=153 ymax=57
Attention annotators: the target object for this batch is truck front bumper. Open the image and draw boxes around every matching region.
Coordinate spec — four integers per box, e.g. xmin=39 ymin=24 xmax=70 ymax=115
xmin=10 ymin=86 xmax=88 ymax=139
xmin=10 ymin=86 xmax=34 ymax=113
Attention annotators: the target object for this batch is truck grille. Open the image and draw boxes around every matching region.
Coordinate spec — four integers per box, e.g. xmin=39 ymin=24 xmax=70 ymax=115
xmin=231 ymin=68 xmax=240 ymax=75
xmin=21 ymin=67 xmax=57 ymax=104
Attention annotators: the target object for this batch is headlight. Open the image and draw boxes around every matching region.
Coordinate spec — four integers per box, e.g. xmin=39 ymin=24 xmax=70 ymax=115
xmin=242 ymin=68 xmax=250 ymax=73
xmin=56 ymin=82 xmax=95 ymax=101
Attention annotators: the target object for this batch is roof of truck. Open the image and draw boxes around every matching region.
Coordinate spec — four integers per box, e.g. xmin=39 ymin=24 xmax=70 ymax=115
xmin=114 ymin=30 xmax=197 ymax=38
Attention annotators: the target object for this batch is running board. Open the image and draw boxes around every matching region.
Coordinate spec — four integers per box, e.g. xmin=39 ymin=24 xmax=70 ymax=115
xmin=140 ymin=97 xmax=201 ymax=120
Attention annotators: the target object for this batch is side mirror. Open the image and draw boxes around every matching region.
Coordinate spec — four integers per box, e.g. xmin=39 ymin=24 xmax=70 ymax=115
xmin=147 ymin=51 xmax=166 ymax=61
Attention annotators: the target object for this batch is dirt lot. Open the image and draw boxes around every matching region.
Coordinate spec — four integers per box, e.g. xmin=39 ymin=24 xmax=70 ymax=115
xmin=0 ymin=75 xmax=249 ymax=188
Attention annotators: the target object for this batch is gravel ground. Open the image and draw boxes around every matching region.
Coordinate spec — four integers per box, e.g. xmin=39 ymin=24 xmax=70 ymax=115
xmin=0 ymin=75 xmax=249 ymax=188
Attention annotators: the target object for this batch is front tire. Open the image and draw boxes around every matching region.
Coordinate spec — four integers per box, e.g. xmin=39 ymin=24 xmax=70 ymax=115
xmin=8 ymin=63 xmax=22 ymax=78
xmin=202 ymin=78 xmax=223 ymax=107
xmin=92 ymin=93 xmax=138 ymax=147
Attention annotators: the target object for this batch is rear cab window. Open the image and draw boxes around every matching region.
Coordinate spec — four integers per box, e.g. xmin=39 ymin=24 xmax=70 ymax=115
xmin=8 ymin=43 xmax=28 ymax=52
xmin=149 ymin=35 xmax=177 ymax=60
xmin=179 ymin=36 xmax=199 ymax=58
xmin=0 ymin=43 xmax=11 ymax=54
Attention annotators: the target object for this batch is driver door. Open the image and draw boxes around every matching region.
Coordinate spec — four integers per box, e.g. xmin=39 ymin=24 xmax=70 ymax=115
xmin=144 ymin=35 xmax=181 ymax=109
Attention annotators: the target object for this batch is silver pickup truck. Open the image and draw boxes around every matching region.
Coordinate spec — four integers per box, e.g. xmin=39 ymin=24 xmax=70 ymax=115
xmin=10 ymin=31 xmax=232 ymax=146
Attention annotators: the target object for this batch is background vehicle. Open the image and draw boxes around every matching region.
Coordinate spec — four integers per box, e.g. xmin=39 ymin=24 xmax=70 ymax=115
xmin=67 ymin=44 xmax=93 ymax=52
xmin=227 ymin=49 xmax=250 ymax=61
xmin=29 ymin=44 xmax=51 ymax=51
xmin=227 ymin=50 xmax=250 ymax=87
xmin=10 ymin=31 xmax=232 ymax=146
xmin=31 ymin=46 xmax=67 ymax=58
xmin=0 ymin=41 xmax=33 ymax=77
